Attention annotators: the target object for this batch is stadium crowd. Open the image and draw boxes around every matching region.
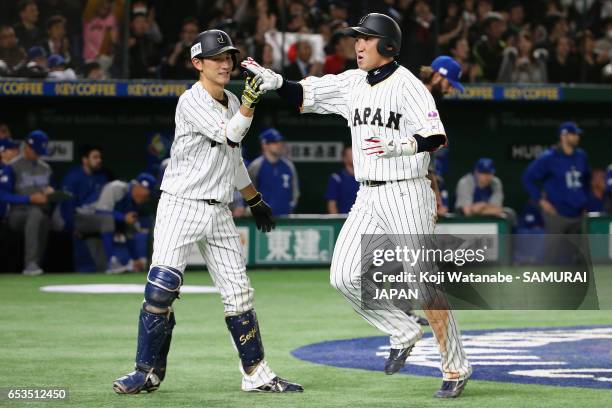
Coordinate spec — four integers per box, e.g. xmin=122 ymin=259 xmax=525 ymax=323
xmin=0 ymin=0 xmax=611 ymax=83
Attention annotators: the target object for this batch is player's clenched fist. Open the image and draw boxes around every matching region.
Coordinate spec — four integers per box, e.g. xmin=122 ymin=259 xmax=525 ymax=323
xmin=241 ymin=57 xmax=283 ymax=91
xmin=241 ymin=74 xmax=265 ymax=109
xmin=247 ymin=192 xmax=276 ymax=232
xmin=362 ymin=137 xmax=416 ymax=159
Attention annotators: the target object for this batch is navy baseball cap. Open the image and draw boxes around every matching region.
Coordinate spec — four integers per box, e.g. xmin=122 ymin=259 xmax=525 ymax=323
xmin=47 ymin=54 xmax=66 ymax=68
xmin=259 ymin=128 xmax=284 ymax=144
xmin=0 ymin=138 xmax=19 ymax=152
xmin=431 ymin=55 xmax=464 ymax=92
xmin=26 ymin=130 xmax=49 ymax=156
xmin=475 ymin=157 xmax=495 ymax=174
xmin=134 ymin=172 xmax=156 ymax=191
xmin=559 ymin=121 xmax=582 ymax=135
xmin=606 ymin=165 xmax=612 ymax=193
xmin=27 ymin=46 xmax=47 ymax=60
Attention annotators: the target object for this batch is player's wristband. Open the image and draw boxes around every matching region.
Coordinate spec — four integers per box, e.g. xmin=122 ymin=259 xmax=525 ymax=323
xmin=226 ymin=110 xmax=253 ymax=144
xmin=246 ymin=192 xmax=262 ymax=207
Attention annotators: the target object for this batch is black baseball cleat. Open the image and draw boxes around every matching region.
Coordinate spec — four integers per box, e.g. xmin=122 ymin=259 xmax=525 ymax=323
xmin=249 ymin=376 xmax=304 ymax=393
xmin=384 ymin=345 xmax=415 ymax=375
xmin=113 ymin=369 xmax=160 ymax=394
xmin=433 ymin=378 xmax=469 ymax=398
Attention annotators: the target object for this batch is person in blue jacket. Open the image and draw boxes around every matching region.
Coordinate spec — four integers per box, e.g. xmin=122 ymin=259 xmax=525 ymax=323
xmin=0 ymin=139 xmax=47 ymax=220
xmin=247 ymin=128 xmax=299 ymax=216
xmin=93 ymin=172 xmax=155 ymax=273
xmin=522 ymin=121 xmax=590 ymax=234
xmin=60 ymin=145 xmax=108 ymax=231
xmin=325 ymin=146 xmax=359 ymax=214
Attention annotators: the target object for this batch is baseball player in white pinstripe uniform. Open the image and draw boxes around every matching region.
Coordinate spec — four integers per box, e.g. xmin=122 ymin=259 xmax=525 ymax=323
xmin=243 ymin=13 xmax=471 ymax=398
xmin=113 ymin=29 xmax=302 ymax=395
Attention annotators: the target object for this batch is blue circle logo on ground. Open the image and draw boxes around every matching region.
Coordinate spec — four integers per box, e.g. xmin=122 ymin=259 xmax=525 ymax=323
xmin=292 ymin=326 xmax=612 ymax=389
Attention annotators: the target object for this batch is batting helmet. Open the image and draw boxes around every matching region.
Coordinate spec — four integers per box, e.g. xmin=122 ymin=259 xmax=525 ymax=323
xmin=190 ymin=29 xmax=239 ymax=68
xmin=343 ymin=13 xmax=402 ymax=57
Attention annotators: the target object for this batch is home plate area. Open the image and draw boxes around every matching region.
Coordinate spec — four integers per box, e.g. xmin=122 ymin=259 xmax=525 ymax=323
xmin=291 ymin=326 xmax=612 ymax=389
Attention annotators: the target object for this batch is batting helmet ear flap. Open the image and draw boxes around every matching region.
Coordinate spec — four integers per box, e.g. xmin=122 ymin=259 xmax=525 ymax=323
xmin=377 ymin=37 xmax=399 ymax=57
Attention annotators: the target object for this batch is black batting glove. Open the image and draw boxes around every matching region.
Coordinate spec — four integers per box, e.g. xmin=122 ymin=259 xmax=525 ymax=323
xmin=247 ymin=192 xmax=275 ymax=233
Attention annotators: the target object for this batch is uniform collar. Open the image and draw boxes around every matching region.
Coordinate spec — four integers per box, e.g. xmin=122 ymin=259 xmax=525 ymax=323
xmin=366 ymin=60 xmax=399 ymax=85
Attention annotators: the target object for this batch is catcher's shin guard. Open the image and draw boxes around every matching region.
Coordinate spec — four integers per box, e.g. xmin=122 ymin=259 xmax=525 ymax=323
xmin=226 ymin=310 xmax=264 ymax=370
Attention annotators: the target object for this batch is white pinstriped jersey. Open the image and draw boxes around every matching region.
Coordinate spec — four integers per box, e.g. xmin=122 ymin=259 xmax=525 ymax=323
xmin=300 ymin=65 xmax=445 ymax=182
xmin=160 ymin=82 xmax=244 ymax=203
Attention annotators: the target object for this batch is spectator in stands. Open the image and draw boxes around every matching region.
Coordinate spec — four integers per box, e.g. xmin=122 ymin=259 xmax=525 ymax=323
xmin=82 ymin=0 xmax=118 ymax=69
xmin=286 ymin=1 xmax=311 ymax=33
xmin=94 ymin=172 xmax=155 ymax=273
xmin=595 ymin=16 xmax=612 ymax=59
xmin=455 ymin=158 xmax=506 ymax=218
xmin=548 ymin=36 xmax=581 ymax=83
xmin=324 ymin=30 xmax=356 ymax=75
xmin=325 ymin=146 xmax=358 ymax=214
xmin=248 ymin=129 xmax=299 ymax=216
xmin=587 ymin=168 xmax=607 ymax=212
xmin=60 ymin=145 xmax=108 ymax=271
xmin=14 ymin=45 xmax=48 ymax=78
xmin=128 ymin=11 xmax=161 ymax=78
xmin=438 ymin=0 xmax=466 ymax=52
xmin=578 ymin=29 xmax=609 ymax=82
xmin=506 ymin=1 xmax=526 ymax=36
xmin=47 ymin=54 xmax=76 ymax=79
xmin=449 ymin=36 xmax=480 ymax=82
xmin=0 ymin=25 xmax=27 ymax=74
xmin=285 ymin=40 xmax=316 ymax=80
xmin=0 ymin=121 xmax=12 ymax=140
xmin=82 ymin=60 xmax=105 ymax=79
xmin=401 ymin=0 xmax=439 ymax=74
xmin=329 ymin=0 xmax=349 ymax=22
xmin=466 ymin=0 xmax=493 ymax=45
xmin=131 ymin=0 xmax=163 ymax=44
xmin=261 ymin=42 xmax=281 ymax=72
xmin=161 ymin=17 xmax=198 ymax=80
xmin=522 ymin=121 xmax=590 ymax=234
xmin=542 ymin=13 xmax=570 ymax=51
xmin=473 ymin=12 xmax=507 ymax=82
xmin=42 ymin=15 xmax=70 ymax=63
xmin=7 ymin=130 xmax=53 ymax=275
xmin=497 ymin=30 xmax=548 ymax=83
xmin=14 ymin=0 xmax=43 ymax=51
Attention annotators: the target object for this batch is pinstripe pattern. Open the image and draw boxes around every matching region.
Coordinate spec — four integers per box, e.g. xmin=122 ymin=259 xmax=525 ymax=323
xmin=151 ymin=80 xmax=279 ymax=388
xmin=300 ymin=66 xmax=444 ymax=182
xmin=303 ymin=66 xmax=470 ymax=381
xmin=160 ymin=82 xmax=242 ymax=202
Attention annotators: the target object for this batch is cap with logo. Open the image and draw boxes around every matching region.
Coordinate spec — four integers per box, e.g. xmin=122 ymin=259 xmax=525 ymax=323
xmin=475 ymin=157 xmax=495 ymax=174
xmin=26 ymin=130 xmax=49 ymax=156
xmin=259 ymin=128 xmax=284 ymax=144
xmin=47 ymin=54 xmax=66 ymax=69
xmin=134 ymin=172 xmax=156 ymax=191
xmin=0 ymin=138 xmax=19 ymax=152
xmin=431 ymin=55 xmax=464 ymax=92
xmin=559 ymin=121 xmax=583 ymax=136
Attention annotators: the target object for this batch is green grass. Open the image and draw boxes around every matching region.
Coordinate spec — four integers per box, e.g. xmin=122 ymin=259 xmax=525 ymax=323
xmin=0 ymin=269 xmax=611 ymax=408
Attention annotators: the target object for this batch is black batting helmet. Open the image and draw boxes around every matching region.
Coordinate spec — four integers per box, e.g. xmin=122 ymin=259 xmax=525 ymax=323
xmin=343 ymin=13 xmax=402 ymax=57
xmin=190 ymin=29 xmax=239 ymax=68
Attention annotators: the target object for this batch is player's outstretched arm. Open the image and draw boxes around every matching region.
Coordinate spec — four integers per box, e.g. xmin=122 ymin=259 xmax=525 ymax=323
xmin=225 ymin=75 xmax=266 ymax=146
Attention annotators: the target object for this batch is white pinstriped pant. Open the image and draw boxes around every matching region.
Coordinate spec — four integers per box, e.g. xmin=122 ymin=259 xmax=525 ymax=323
xmin=330 ymin=177 xmax=471 ymax=380
xmin=152 ymin=192 xmax=254 ymax=314
xmin=151 ymin=192 xmax=275 ymax=390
